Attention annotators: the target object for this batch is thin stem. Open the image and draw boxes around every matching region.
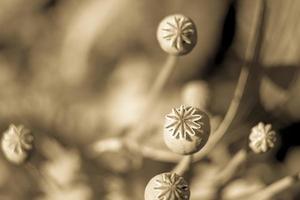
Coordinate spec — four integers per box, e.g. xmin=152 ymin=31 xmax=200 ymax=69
xmin=215 ymin=149 xmax=248 ymax=185
xmin=245 ymin=173 xmax=300 ymax=200
xmin=171 ymin=155 xmax=192 ymax=176
xmin=192 ymin=66 xmax=249 ymax=162
xmin=148 ymin=55 xmax=179 ymax=102
xmin=25 ymin=162 xmax=61 ymax=190
xmin=90 ymin=137 xmax=181 ymax=162
xmin=128 ymin=55 xmax=178 ymax=140
xmin=140 ymin=145 xmax=182 ymax=162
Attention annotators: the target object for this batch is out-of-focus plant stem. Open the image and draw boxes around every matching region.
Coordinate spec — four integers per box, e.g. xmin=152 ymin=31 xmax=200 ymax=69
xmin=171 ymin=155 xmax=192 ymax=176
xmin=192 ymin=66 xmax=249 ymax=161
xmin=245 ymin=172 xmax=300 ymax=200
xmin=127 ymin=55 xmax=178 ymax=140
xmin=191 ymin=0 xmax=266 ymax=163
xmin=145 ymin=55 xmax=178 ymax=106
xmin=215 ymin=149 xmax=248 ymax=186
xmin=25 ymin=163 xmax=61 ymax=190
xmin=90 ymin=137 xmax=183 ymax=162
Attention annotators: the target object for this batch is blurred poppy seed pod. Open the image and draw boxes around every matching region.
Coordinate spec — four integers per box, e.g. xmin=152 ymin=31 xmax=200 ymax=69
xmin=144 ymin=172 xmax=190 ymax=200
xmin=157 ymin=14 xmax=197 ymax=56
xmin=249 ymin=122 xmax=277 ymax=154
xmin=1 ymin=124 xmax=34 ymax=164
xmin=164 ymin=105 xmax=210 ymax=155
xmin=182 ymin=80 xmax=210 ymax=110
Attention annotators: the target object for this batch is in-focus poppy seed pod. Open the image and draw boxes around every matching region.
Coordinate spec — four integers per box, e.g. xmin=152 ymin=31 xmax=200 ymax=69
xmin=144 ymin=172 xmax=190 ymax=200
xmin=249 ymin=122 xmax=277 ymax=154
xmin=1 ymin=124 xmax=34 ymax=164
xmin=157 ymin=14 xmax=197 ymax=56
xmin=164 ymin=105 xmax=210 ymax=155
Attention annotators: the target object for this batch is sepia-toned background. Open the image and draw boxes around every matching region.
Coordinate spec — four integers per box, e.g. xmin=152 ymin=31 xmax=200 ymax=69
xmin=0 ymin=0 xmax=300 ymax=199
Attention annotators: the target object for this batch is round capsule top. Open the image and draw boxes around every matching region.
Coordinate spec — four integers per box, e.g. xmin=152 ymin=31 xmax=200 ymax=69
xmin=164 ymin=105 xmax=210 ymax=155
xmin=145 ymin=172 xmax=190 ymax=200
xmin=1 ymin=124 xmax=34 ymax=164
xmin=182 ymin=80 xmax=210 ymax=110
xmin=157 ymin=14 xmax=197 ymax=56
xmin=249 ymin=122 xmax=276 ymax=154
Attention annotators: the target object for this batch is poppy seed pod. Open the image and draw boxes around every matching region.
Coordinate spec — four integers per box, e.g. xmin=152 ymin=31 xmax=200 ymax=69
xmin=1 ymin=124 xmax=34 ymax=164
xmin=157 ymin=14 xmax=197 ymax=56
xmin=164 ymin=105 xmax=210 ymax=155
xmin=249 ymin=122 xmax=277 ymax=154
xmin=144 ymin=172 xmax=190 ymax=200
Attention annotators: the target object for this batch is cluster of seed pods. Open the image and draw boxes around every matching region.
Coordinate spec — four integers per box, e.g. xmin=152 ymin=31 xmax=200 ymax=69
xmin=145 ymin=14 xmax=209 ymax=200
xmin=0 ymin=13 xmax=279 ymax=200
xmin=144 ymin=13 xmax=278 ymax=200
xmin=144 ymin=104 xmax=211 ymax=200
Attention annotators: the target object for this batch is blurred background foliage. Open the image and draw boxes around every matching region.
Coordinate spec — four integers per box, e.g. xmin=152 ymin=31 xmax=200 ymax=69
xmin=0 ymin=0 xmax=300 ymax=199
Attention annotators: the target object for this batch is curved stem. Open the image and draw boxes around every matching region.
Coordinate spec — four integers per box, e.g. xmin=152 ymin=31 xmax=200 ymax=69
xmin=25 ymin=162 xmax=61 ymax=190
xmin=140 ymin=145 xmax=182 ymax=162
xmin=192 ymin=66 xmax=249 ymax=162
xmin=171 ymin=155 xmax=192 ymax=176
xmin=90 ymin=137 xmax=181 ymax=162
xmin=128 ymin=55 xmax=178 ymax=140
xmin=215 ymin=149 xmax=248 ymax=185
xmin=245 ymin=173 xmax=300 ymax=200
xmin=147 ymin=55 xmax=179 ymax=103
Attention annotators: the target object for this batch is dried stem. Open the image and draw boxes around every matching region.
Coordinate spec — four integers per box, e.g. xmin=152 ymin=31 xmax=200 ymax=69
xmin=245 ymin=173 xmax=300 ymax=200
xmin=192 ymin=67 xmax=249 ymax=162
xmin=127 ymin=55 xmax=178 ymax=140
xmin=146 ymin=55 xmax=179 ymax=104
xmin=171 ymin=155 xmax=192 ymax=176
xmin=192 ymin=0 xmax=266 ymax=162
xmin=25 ymin=162 xmax=61 ymax=190
xmin=91 ymin=137 xmax=181 ymax=162
xmin=215 ymin=149 xmax=248 ymax=185
xmin=140 ymin=145 xmax=182 ymax=162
